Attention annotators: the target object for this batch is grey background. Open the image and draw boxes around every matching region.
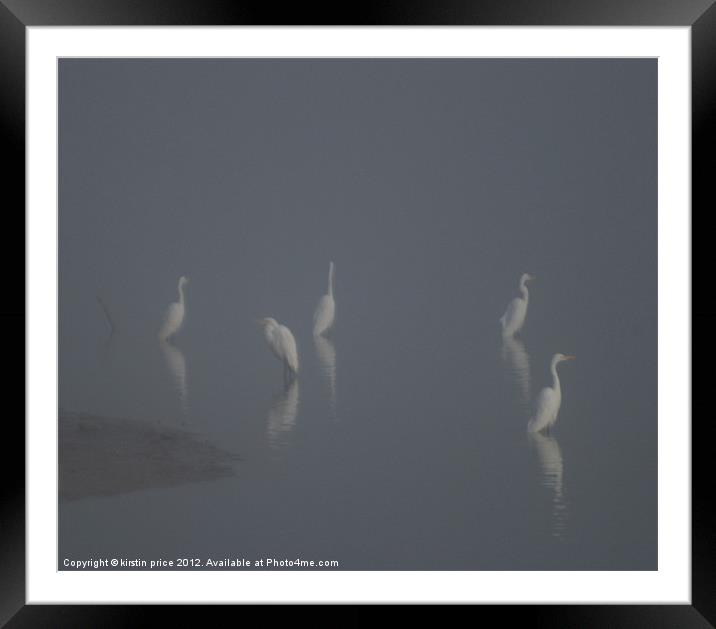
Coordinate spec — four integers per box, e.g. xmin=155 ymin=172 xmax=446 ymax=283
xmin=58 ymin=59 xmax=656 ymax=570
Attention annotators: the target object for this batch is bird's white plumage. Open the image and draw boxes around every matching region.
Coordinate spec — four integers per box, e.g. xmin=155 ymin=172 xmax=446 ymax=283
xmin=528 ymin=387 xmax=559 ymax=433
xmin=159 ymin=302 xmax=183 ymax=340
xmin=158 ymin=276 xmax=188 ymax=342
xmin=501 ymin=297 xmax=526 ymax=336
xmin=527 ymin=353 xmax=574 ymax=433
xmin=313 ymin=261 xmax=336 ymax=336
xmin=260 ymin=317 xmax=299 ymax=376
xmin=500 ymin=273 xmax=534 ymax=337
xmin=276 ymin=325 xmax=299 ymax=374
xmin=313 ymin=295 xmax=335 ymax=335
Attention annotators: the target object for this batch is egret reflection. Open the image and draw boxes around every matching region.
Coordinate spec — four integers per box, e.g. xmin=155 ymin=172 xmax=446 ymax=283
xmin=501 ymin=336 xmax=531 ymax=408
xmin=314 ymin=334 xmax=337 ymax=416
xmin=529 ymin=431 xmax=568 ymax=539
xmin=266 ymin=379 xmax=300 ymax=453
xmin=160 ymin=340 xmax=189 ymax=417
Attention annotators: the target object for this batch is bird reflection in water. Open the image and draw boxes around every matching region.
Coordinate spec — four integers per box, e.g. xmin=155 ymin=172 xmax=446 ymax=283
xmin=266 ymin=379 xmax=300 ymax=454
xmin=501 ymin=336 xmax=531 ymax=409
xmin=160 ymin=340 xmax=189 ymax=419
xmin=529 ymin=431 xmax=568 ymax=539
xmin=314 ymin=335 xmax=337 ymax=418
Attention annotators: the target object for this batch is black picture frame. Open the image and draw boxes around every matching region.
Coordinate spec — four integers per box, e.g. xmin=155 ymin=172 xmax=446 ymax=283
xmin=2 ymin=1 xmax=707 ymax=624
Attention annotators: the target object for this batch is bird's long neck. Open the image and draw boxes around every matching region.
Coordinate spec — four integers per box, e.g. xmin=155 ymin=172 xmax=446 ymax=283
xmin=328 ymin=263 xmax=334 ymax=297
xmin=520 ymin=278 xmax=529 ymax=301
xmin=550 ymin=359 xmax=561 ymax=396
xmin=178 ymin=281 xmax=185 ymax=306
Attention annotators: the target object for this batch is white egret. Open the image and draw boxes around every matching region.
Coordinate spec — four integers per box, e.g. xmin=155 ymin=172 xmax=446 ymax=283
xmin=528 ymin=353 xmax=575 ymax=433
xmin=158 ymin=276 xmax=188 ymax=342
xmin=313 ymin=261 xmax=336 ymax=337
xmin=500 ymin=273 xmax=535 ymax=337
xmin=257 ymin=317 xmax=299 ymax=381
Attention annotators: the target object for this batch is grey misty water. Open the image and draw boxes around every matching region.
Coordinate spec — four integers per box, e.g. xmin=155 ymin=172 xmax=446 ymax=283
xmin=58 ymin=58 xmax=656 ymax=570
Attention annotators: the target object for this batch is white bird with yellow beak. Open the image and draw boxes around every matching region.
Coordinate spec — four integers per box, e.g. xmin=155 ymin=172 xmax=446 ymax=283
xmin=528 ymin=353 xmax=575 ymax=433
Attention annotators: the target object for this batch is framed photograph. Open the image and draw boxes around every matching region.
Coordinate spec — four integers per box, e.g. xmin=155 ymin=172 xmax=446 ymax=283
xmin=4 ymin=0 xmax=707 ymax=624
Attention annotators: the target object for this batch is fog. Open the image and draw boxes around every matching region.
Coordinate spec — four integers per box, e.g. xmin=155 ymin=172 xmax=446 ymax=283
xmin=59 ymin=59 xmax=656 ymax=570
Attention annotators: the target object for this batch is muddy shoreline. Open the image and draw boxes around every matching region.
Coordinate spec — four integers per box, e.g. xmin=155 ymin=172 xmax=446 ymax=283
xmin=59 ymin=411 xmax=239 ymax=501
